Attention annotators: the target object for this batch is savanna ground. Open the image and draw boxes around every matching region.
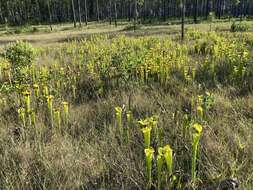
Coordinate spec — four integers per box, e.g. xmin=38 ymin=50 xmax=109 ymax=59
xmin=1 ymin=20 xmax=253 ymax=190
xmin=0 ymin=19 xmax=252 ymax=46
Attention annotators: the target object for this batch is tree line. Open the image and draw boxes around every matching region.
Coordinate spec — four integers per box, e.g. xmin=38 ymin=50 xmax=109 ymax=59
xmin=0 ymin=0 xmax=251 ymax=26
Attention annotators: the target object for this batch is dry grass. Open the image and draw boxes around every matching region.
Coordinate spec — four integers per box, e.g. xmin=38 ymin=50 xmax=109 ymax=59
xmin=1 ymin=22 xmax=253 ymax=189
xmin=0 ymin=20 xmax=252 ymax=47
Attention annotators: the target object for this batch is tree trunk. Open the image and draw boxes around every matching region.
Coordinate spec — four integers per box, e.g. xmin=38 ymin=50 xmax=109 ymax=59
xmin=71 ymin=0 xmax=77 ymax=27
xmin=96 ymin=0 xmax=100 ymax=22
xmin=217 ymin=0 xmax=222 ymax=19
xmin=77 ymin=0 xmax=82 ymax=27
xmin=47 ymin=0 xmax=53 ymax=31
xmin=128 ymin=0 xmax=131 ymax=22
xmin=134 ymin=0 xmax=138 ymax=30
xmin=84 ymin=0 xmax=88 ymax=25
xmin=109 ymin=0 xmax=112 ymax=25
xmin=194 ymin=0 xmax=198 ymax=23
xmin=0 ymin=3 xmax=3 ymax=23
xmin=181 ymin=0 xmax=185 ymax=41
xmin=206 ymin=0 xmax=209 ymax=19
xmin=35 ymin=0 xmax=41 ymax=24
xmin=163 ymin=0 xmax=166 ymax=21
xmin=239 ymin=2 xmax=243 ymax=20
xmin=114 ymin=0 xmax=117 ymax=27
xmin=206 ymin=0 xmax=213 ymax=19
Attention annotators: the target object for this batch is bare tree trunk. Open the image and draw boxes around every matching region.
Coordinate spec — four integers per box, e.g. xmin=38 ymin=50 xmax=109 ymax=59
xmin=239 ymin=2 xmax=243 ymax=20
xmin=206 ymin=0 xmax=213 ymax=19
xmin=194 ymin=0 xmax=198 ymax=23
xmin=47 ymin=0 xmax=53 ymax=31
xmin=71 ymin=0 xmax=77 ymax=28
xmin=217 ymin=0 xmax=222 ymax=19
xmin=77 ymin=0 xmax=82 ymax=27
xmin=96 ymin=0 xmax=100 ymax=22
xmin=35 ymin=0 xmax=41 ymax=24
xmin=114 ymin=0 xmax=117 ymax=27
xmin=109 ymin=0 xmax=112 ymax=25
xmin=0 ymin=3 xmax=3 ymax=23
xmin=84 ymin=0 xmax=88 ymax=25
xmin=163 ymin=0 xmax=166 ymax=21
xmin=128 ymin=0 xmax=131 ymax=22
xmin=134 ymin=0 xmax=138 ymax=31
xmin=181 ymin=0 xmax=185 ymax=41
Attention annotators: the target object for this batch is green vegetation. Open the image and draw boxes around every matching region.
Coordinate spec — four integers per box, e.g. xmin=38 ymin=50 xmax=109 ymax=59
xmin=1 ymin=21 xmax=253 ymax=190
xmin=231 ymin=20 xmax=250 ymax=32
xmin=0 ymin=0 xmax=253 ymax=189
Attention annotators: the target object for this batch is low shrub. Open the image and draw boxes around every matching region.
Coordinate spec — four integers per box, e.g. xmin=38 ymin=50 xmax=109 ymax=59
xmin=231 ymin=21 xmax=250 ymax=32
xmin=4 ymin=41 xmax=36 ymax=83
